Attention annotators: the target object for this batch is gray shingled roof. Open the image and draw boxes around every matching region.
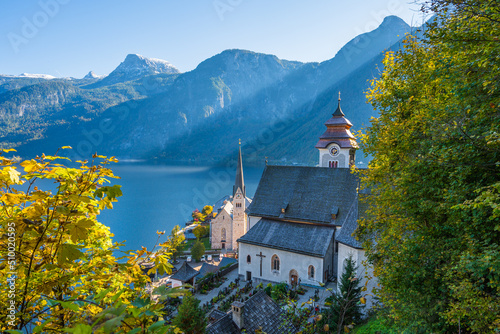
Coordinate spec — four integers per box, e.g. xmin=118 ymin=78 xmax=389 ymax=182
xmin=169 ymin=262 xmax=198 ymax=282
xmin=218 ymin=257 xmax=238 ymax=268
xmin=196 ymin=262 xmax=219 ymax=279
xmin=247 ymin=166 xmax=359 ymax=225
xmin=335 ymin=196 xmax=362 ymax=249
xmin=208 ymin=309 xmax=228 ymax=322
xmin=240 ymin=290 xmax=296 ymax=334
xmin=206 ymin=313 xmax=239 ymax=334
xmin=213 ymin=195 xmax=231 ymax=212
xmin=237 ymin=218 xmax=335 ymax=257
xmin=205 ymin=291 xmax=296 ymax=334
xmin=336 ymin=192 xmax=372 ymax=249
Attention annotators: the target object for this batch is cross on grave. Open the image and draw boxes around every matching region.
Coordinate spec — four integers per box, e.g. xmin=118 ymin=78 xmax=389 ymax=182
xmin=256 ymin=251 xmax=266 ymax=277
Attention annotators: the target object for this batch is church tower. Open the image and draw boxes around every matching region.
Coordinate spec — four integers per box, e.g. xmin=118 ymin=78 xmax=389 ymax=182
xmin=232 ymin=140 xmax=247 ymax=250
xmin=315 ymin=93 xmax=358 ymax=168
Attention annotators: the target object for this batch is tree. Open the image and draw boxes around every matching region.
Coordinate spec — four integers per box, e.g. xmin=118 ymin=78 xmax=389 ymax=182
xmin=356 ymin=1 xmax=500 ymax=332
xmin=192 ymin=225 xmax=207 ymax=240
xmin=0 ymin=149 xmax=181 ymax=333
xmin=168 ymin=225 xmax=185 ymax=262
xmin=171 ymin=294 xmax=206 ymax=334
xmin=191 ymin=209 xmax=204 ymax=223
xmin=201 ymin=205 xmax=213 ymax=216
xmin=320 ymin=255 xmax=364 ymax=334
xmin=191 ymin=239 xmax=205 ymax=262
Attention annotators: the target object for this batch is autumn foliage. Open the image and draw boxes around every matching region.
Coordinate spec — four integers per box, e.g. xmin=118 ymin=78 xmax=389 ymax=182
xmin=0 ymin=149 xmax=182 ymax=333
xmin=357 ymin=1 xmax=500 ymax=332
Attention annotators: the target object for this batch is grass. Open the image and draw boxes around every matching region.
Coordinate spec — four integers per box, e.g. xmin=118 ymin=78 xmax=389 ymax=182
xmin=353 ymin=316 xmax=403 ymax=334
xmin=182 ymin=237 xmax=211 ymax=251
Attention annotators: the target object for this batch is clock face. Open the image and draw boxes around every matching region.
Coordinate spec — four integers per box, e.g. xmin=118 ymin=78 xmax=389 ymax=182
xmin=236 ymin=194 xmax=241 ymax=199
xmin=329 ymin=145 xmax=340 ymax=157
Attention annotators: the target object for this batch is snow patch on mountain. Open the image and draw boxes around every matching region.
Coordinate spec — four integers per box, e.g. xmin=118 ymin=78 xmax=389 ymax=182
xmin=83 ymin=71 xmax=106 ymax=79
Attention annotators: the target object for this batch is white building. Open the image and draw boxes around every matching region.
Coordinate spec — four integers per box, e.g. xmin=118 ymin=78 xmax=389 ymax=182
xmin=237 ymin=96 xmax=376 ymax=306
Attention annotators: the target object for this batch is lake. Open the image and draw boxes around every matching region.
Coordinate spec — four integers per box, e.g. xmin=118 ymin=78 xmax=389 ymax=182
xmin=98 ymin=162 xmax=264 ymax=252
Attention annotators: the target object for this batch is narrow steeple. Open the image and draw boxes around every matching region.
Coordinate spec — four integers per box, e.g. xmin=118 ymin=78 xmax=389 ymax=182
xmin=233 ymin=139 xmax=245 ymax=198
xmin=332 ymin=91 xmax=345 ymax=117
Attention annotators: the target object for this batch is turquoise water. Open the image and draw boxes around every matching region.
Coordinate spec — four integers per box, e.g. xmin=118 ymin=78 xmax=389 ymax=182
xmin=98 ymin=162 xmax=264 ymax=252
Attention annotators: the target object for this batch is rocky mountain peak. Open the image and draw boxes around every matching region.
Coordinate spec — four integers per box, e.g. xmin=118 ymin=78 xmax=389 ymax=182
xmin=113 ymin=54 xmax=180 ymax=76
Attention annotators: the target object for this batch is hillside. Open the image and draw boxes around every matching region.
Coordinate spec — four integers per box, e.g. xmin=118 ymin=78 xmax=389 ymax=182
xmin=0 ymin=16 xmax=413 ymax=163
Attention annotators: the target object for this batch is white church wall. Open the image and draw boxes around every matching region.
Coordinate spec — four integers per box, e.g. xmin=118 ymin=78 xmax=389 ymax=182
xmin=238 ymin=243 xmax=325 ymax=287
xmin=337 ymin=243 xmax=377 ymax=312
xmin=247 ymin=216 xmax=261 ymax=230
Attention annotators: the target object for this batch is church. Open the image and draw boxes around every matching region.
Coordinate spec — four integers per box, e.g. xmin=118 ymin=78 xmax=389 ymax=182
xmin=210 ymin=143 xmax=252 ymax=251
xmin=237 ymin=96 xmax=375 ymax=302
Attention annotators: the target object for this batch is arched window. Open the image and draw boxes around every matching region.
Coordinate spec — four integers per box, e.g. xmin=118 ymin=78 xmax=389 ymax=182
xmin=247 ymin=255 xmax=251 ymax=264
xmin=271 ymin=254 xmax=280 ymax=271
xmin=308 ymin=265 xmax=315 ymax=279
xmin=221 ymin=228 xmax=226 ymax=241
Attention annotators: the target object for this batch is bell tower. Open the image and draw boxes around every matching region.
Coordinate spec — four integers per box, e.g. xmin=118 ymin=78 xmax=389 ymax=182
xmin=232 ymin=139 xmax=247 ymax=250
xmin=315 ymin=93 xmax=358 ymax=168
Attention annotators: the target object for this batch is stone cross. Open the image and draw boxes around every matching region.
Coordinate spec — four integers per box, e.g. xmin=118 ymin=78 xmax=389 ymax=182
xmin=256 ymin=251 xmax=266 ymax=277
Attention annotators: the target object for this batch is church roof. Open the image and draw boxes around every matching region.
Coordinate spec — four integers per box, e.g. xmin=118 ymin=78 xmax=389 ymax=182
xmin=335 ymin=197 xmax=362 ymax=249
xmin=336 ymin=192 xmax=371 ymax=249
xmin=169 ymin=262 xmax=198 ymax=283
xmin=315 ymin=96 xmax=358 ymax=149
xmin=247 ymin=166 xmax=359 ymax=226
xmin=206 ymin=290 xmax=296 ymax=334
xmin=214 ymin=195 xmax=231 ymax=212
xmin=237 ymin=218 xmax=335 ymax=258
xmin=233 ymin=142 xmax=245 ymax=198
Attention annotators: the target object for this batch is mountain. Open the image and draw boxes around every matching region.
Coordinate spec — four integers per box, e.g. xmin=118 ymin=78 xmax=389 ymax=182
xmin=83 ymin=71 xmax=105 ymax=80
xmin=87 ymin=54 xmax=180 ymax=88
xmin=0 ymin=16 xmax=415 ymax=164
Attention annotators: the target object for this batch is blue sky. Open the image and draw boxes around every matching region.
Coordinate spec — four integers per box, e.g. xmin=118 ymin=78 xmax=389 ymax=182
xmin=0 ymin=0 xmax=424 ymax=78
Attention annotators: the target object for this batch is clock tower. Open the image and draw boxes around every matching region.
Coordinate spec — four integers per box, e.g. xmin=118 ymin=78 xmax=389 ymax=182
xmin=232 ymin=140 xmax=247 ymax=250
xmin=315 ymin=93 xmax=358 ymax=168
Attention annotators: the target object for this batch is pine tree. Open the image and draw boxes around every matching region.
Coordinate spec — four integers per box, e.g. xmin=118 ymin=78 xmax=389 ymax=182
xmin=172 ymin=294 xmax=206 ymax=334
xmin=321 ymin=255 xmax=363 ymax=333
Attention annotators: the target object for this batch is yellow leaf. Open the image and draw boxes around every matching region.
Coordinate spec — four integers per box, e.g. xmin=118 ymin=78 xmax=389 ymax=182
xmin=61 ymin=146 xmax=72 ymax=149
xmin=20 ymin=159 xmax=42 ymax=173
xmin=2 ymin=193 xmax=22 ymax=205
xmin=7 ymin=168 xmax=20 ymax=184
xmin=360 ymin=297 xmax=366 ymax=304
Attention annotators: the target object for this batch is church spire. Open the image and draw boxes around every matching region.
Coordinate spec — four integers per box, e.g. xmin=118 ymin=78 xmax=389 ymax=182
xmin=332 ymin=91 xmax=345 ymax=117
xmin=233 ymin=139 xmax=245 ymax=198
xmin=315 ymin=92 xmax=358 ymax=168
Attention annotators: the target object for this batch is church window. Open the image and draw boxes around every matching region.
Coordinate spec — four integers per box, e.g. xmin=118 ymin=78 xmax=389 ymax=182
xmin=247 ymin=255 xmax=251 ymax=263
xmin=329 ymin=161 xmax=338 ymax=168
xmin=235 ymin=203 xmax=242 ymax=208
xmin=271 ymin=254 xmax=280 ymax=271
xmin=221 ymin=228 xmax=226 ymax=241
xmin=308 ymin=265 xmax=315 ymax=279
